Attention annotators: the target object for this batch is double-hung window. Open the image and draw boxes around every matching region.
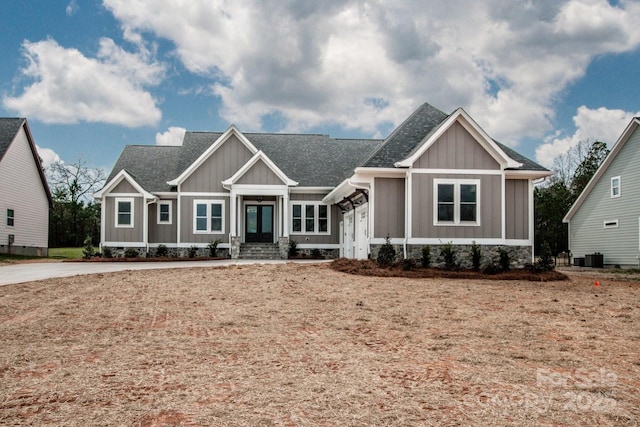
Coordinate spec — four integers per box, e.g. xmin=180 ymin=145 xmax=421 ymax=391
xmin=434 ymin=179 xmax=480 ymax=225
xmin=291 ymin=202 xmax=330 ymax=234
xmin=157 ymin=201 xmax=172 ymax=224
xmin=7 ymin=209 xmax=14 ymax=227
xmin=193 ymin=200 xmax=224 ymax=234
xmin=115 ymin=198 xmax=134 ymax=228
xmin=611 ymin=176 xmax=621 ymax=198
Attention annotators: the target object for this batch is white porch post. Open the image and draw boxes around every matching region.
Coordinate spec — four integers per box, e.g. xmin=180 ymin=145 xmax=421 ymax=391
xmin=283 ymin=194 xmax=289 ymax=237
xmin=230 ymin=192 xmax=237 ymax=237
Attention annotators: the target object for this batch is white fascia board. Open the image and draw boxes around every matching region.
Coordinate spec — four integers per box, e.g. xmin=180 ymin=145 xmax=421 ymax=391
xmin=94 ymin=169 xmax=155 ymax=200
xmin=221 ymin=150 xmax=298 ymax=186
xmin=290 ymin=187 xmax=334 ymax=194
xmin=353 ymin=167 xmax=406 ymax=176
xmin=322 ymin=178 xmax=352 ymax=204
xmin=394 ymin=108 xmax=522 ymax=169
xmin=505 ymin=170 xmax=554 ymax=180
xmin=167 ymin=125 xmax=258 ymax=186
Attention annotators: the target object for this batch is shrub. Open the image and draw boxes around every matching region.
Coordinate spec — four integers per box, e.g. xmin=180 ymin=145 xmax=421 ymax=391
xmin=82 ymin=236 xmax=94 ymax=259
xmin=156 ymin=244 xmax=168 ymax=257
xmin=439 ymin=242 xmax=458 ymax=270
xmin=483 ymin=262 xmax=502 ymax=275
xmin=288 ymin=239 xmax=298 ymax=257
xmin=536 ymin=242 xmax=555 ymax=271
xmin=376 ymin=235 xmax=396 ymax=267
xmin=124 ymin=248 xmax=139 ymax=258
xmin=207 ymin=239 xmax=221 ymax=257
xmin=102 ymin=246 xmax=113 ymax=258
xmin=311 ymin=248 xmax=322 ymax=258
xmin=421 ymin=245 xmax=431 ymax=268
xmin=470 ymin=241 xmax=482 ymax=271
xmin=188 ymin=246 xmax=198 ymax=258
xmin=497 ymin=247 xmax=511 ymax=271
xmin=402 ymin=257 xmax=416 ymax=271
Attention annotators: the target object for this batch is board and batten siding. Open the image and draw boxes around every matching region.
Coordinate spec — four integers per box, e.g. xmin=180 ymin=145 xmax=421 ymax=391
xmin=236 ymin=160 xmax=285 ymax=185
xmin=289 ymin=193 xmax=340 ymax=244
xmin=149 ymin=201 xmax=178 ymax=244
xmin=0 ymin=125 xmax=49 ymax=253
xmin=569 ymin=128 xmax=640 ymax=266
xmin=179 ymin=195 xmax=230 ymax=244
xmin=104 ymin=196 xmax=144 ymax=242
xmin=111 ymin=179 xmax=137 ymax=194
xmin=414 ymin=122 xmax=500 ymax=170
xmin=373 ymin=177 xmax=405 ymax=239
xmin=505 ymin=179 xmax=529 ymax=240
xmin=182 ymin=134 xmax=254 ymax=192
xmin=411 ymin=173 xmax=502 ymax=239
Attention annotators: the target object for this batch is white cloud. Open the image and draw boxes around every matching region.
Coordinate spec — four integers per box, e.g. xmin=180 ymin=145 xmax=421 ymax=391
xmin=535 ymin=106 xmax=640 ymax=168
xmin=103 ymin=0 xmax=640 ymax=144
xmin=155 ymin=126 xmax=185 ymax=146
xmin=66 ymin=0 xmax=78 ymax=16
xmin=2 ymin=38 xmax=164 ymax=127
xmin=36 ymin=145 xmax=61 ymax=168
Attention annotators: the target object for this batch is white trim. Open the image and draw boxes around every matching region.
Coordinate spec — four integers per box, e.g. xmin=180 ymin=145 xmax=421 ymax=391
xmin=610 ymin=176 xmax=621 ymax=198
xmin=290 ymin=187 xmax=333 ymax=194
xmin=502 ymin=174 xmax=507 ymax=240
xmin=192 ymin=199 xmax=226 ymax=234
xmin=94 ymin=169 xmax=155 ymax=200
xmin=242 ymin=200 xmax=277 ymax=244
xmin=180 ymin=192 xmax=230 ymax=197
xmin=157 ymin=200 xmax=173 ymax=225
xmin=289 ymin=201 xmax=331 ymax=235
xmin=353 ymin=167 xmax=407 ymax=176
xmin=100 ymin=198 xmax=106 ymax=249
xmin=411 ymin=168 xmax=502 ymax=175
xmin=102 ymin=241 xmax=146 ymax=247
xmin=402 ymin=238 xmax=531 ymax=246
xmin=296 ymin=243 xmax=340 ymax=249
xmin=154 ymin=192 xmax=178 ymax=198
xmin=168 ymin=125 xmax=258 ymax=186
xmin=370 ymin=237 xmax=405 ymax=245
xmin=505 ymin=170 xmax=553 ymax=179
xmin=528 ymin=179 xmax=534 ymax=261
xmin=177 ymin=183 xmax=182 ymax=245
xmin=147 ymin=243 xmax=231 ymax=249
xmin=103 ymin=193 xmax=145 ymax=198
xmin=433 ymin=179 xmax=481 ymax=226
xmin=603 ymin=219 xmax=619 ymax=229
xmin=222 ymin=151 xmax=298 ymax=186
xmin=115 ymin=197 xmax=135 ymax=228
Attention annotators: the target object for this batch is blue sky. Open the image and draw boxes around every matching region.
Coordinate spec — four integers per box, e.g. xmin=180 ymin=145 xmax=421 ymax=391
xmin=1 ymin=0 xmax=640 ymax=174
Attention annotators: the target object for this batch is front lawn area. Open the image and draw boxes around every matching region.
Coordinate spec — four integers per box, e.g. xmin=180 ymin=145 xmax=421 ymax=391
xmin=48 ymin=247 xmax=83 ymax=259
xmin=0 ymin=264 xmax=638 ymax=425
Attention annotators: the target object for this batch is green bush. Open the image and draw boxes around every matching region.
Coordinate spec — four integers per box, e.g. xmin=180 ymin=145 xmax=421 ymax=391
xmin=536 ymin=242 xmax=555 ymax=271
xmin=156 ymin=244 xmax=168 ymax=257
xmin=188 ymin=246 xmax=198 ymax=258
xmin=102 ymin=246 xmax=113 ymax=258
xmin=402 ymin=258 xmax=416 ymax=271
xmin=124 ymin=248 xmax=139 ymax=258
xmin=311 ymin=248 xmax=322 ymax=258
xmin=439 ymin=242 xmax=458 ymax=270
xmin=376 ymin=236 xmax=396 ymax=267
xmin=82 ymin=236 xmax=94 ymax=259
xmin=288 ymin=239 xmax=298 ymax=257
xmin=421 ymin=245 xmax=431 ymax=268
xmin=207 ymin=239 xmax=221 ymax=257
xmin=470 ymin=241 xmax=482 ymax=271
xmin=497 ymin=247 xmax=511 ymax=271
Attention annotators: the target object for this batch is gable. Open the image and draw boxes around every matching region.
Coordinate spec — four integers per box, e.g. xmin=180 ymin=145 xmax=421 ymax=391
xmin=182 ymin=133 xmax=255 ymax=192
xmin=414 ymin=121 xmax=500 ymax=170
xmin=236 ymin=158 xmax=286 ymax=185
xmin=112 ymin=178 xmax=138 ymax=193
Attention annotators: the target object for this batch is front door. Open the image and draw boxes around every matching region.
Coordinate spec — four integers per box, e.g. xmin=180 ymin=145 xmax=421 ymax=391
xmin=245 ymin=205 xmax=273 ymax=243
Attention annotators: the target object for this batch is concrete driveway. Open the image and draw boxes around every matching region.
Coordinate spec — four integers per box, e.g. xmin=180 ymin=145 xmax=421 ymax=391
xmin=0 ymin=259 xmax=328 ymax=287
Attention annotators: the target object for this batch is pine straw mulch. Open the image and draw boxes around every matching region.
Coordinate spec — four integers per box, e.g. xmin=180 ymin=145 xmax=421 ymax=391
xmin=0 ymin=263 xmax=639 ymax=426
xmin=330 ymin=258 xmax=569 ymax=282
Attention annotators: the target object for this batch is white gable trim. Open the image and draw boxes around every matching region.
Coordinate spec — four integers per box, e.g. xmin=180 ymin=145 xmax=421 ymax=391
xmin=564 ymin=117 xmax=640 ymax=223
xmin=167 ymin=125 xmax=258 ymax=186
xmin=394 ymin=108 xmax=522 ymax=169
xmin=221 ymin=150 xmax=297 ymax=186
xmin=94 ymin=169 xmax=155 ymax=200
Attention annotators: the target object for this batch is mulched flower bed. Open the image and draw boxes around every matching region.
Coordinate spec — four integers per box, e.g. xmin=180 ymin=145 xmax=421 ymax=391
xmin=66 ymin=256 xmax=228 ymax=263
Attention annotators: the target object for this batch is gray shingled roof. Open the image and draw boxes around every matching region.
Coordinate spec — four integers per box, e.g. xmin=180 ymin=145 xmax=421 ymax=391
xmin=0 ymin=118 xmax=26 ymax=162
xmin=495 ymin=141 xmax=548 ymax=171
xmin=107 ymin=145 xmax=182 ymax=193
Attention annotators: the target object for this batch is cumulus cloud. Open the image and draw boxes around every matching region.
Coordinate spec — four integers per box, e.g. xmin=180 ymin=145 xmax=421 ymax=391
xmin=36 ymin=145 xmax=61 ymax=168
xmin=2 ymin=38 xmax=164 ymax=127
xmin=535 ymin=106 xmax=640 ymax=168
xmin=103 ymin=0 xmax=640 ymax=146
xmin=155 ymin=126 xmax=186 ymax=146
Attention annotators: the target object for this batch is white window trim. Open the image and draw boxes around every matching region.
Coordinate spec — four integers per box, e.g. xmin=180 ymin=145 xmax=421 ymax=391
xmin=157 ymin=201 xmax=173 ymax=225
xmin=193 ymin=199 xmax=225 ymax=234
xmin=6 ymin=208 xmax=14 ymax=227
xmin=611 ymin=176 xmax=621 ymax=198
xmin=603 ymin=219 xmax=619 ymax=229
xmin=115 ymin=197 xmax=135 ymax=228
xmin=433 ymin=179 xmax=481 ymax=226
xmin=290 ymin=201 xmax=331 ymax=235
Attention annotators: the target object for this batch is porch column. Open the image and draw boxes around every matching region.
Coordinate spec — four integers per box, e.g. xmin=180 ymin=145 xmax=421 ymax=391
xmin=230 ymin=192 xmax=237 ymax=237
xmin=282 ymin=194 xmax=289 ymax=237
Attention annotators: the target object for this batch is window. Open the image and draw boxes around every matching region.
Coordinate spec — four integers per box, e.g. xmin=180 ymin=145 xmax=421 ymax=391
xmin=291 ymin=202 xmax=330 ymax=234
xmin=157 ymin=201 xmax=172 ymax=224
xmin=193 ymin=200 xmax=225 ymax=234
xmin=434 ymin=179 xmax=480 ymax=225
xmin=611 ymin=176 xmax=621 ymax=198
xmin=7 ymin=209 xmax=14 ymax=227
xmin=604 ymin=219 xmax=619 ymax=229
xmin=115 ymin=198 xmax=134 ymax=228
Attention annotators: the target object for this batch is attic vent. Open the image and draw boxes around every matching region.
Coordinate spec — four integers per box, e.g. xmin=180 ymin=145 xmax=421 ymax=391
xmin=603 ymin=220 xmax=619 ymax=229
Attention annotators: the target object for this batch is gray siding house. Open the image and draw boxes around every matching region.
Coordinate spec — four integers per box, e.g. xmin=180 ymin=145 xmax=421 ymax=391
xmin=96 ymin=103 xmax=551 ymax=263
xmin=564 ymin=117 xmax=640 ymax=268
xmin=0 ymin=118 xmax=52 ymax=256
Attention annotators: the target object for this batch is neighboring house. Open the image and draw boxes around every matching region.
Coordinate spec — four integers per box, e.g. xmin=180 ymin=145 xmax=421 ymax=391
xmin=95 ymin=103 xmax=551 ymax=264
xmin=564 ymin=117 xmax=640 ymax=268
xmin=0 ymin=118 xmax=53 ymax=256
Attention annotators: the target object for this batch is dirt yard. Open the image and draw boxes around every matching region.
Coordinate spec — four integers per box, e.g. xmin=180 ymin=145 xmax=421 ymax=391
xmin=0 ymin=263 xmax=638 ymax=426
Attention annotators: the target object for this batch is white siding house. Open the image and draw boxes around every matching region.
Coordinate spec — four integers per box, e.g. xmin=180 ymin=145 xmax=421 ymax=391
xmin=0 ymin=118 xmax=52 ymax=256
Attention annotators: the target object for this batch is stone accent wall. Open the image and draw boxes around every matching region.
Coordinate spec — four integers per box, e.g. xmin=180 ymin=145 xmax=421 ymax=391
xmin=294 ymin=248 xmax=340 ymax=259
xmin=278 ymin=237 xmax=289 ymax=260
xmin=230 ymin=236 xmax=241 ymax=259
xmin=369 ymin=243 xmax=533 ymax=268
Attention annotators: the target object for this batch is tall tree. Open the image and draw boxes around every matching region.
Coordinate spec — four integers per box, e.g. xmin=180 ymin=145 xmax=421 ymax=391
xmin=570 ymin=141 xmax=610 ymax=197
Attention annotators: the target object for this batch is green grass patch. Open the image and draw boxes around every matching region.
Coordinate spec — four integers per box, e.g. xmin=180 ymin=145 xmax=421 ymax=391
xmin=49 ymin=247 xmax=83 ymax=259
xmin=0 ymin=253 xmax=42 ymax=262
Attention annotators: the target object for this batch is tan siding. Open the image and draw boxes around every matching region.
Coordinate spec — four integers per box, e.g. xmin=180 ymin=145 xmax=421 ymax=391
xmin=112 ymin=179 xmax=137 ymax=193
xmin=289 ymin=192 xmax=339 ymax=244
xmin=411 ymin=173 xmax=502 ymax=238
xmin=505 ymin=179 xmax=529 ymax=239
xmin=236 ymin=159 xmax=285 ymax=185
xmin=148 ymin=201 xmax=177 ymax=244
xmin=104 ymin=197 xmax=144 ymax=242
xmin=0 ymin=125 xmax=49 ymax=251
xmin=414 ymin=122 xmax=500 ymax=170
xmin=182 ymin=134 xmax=254 ymax=192
xmin=373 ymin=177 xmax=405 ymax=238
xmin=180 ymin=196 xmax=230 ymax=244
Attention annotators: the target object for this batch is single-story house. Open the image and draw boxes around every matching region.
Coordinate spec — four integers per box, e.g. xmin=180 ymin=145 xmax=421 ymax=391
xmin=564 ymin=116 xmax=640 ymax=268
xmin=0 ymin=118 xmax=52 ymax=256
xmin=95 ymin=102 xmax=551 ymax=264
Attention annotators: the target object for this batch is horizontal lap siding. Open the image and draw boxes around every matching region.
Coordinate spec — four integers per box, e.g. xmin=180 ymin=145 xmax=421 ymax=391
xmin=180 ymin=196 xmax=230 ymax=244
xmin=290 ymin=193 xmax=339 ymax=244
xmin=411 ymin=174 xmax=501 ymax=239
xmin=105 ymin=197 xmax=144 ymax=242
xmin=505 ymin=179 xmax=529 ymax=240
xmin=373 ymin=177 xmax=405 ymax=239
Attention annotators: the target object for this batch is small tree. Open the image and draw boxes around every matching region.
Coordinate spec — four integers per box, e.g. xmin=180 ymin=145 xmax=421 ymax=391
xmin=440 ymin=242 xmax=458 ymax=270
xmin=82 ymin=236 xmax=94 ymax=259
xmin=156 ymin=244 xmax=168 ymax=257
xmin=537 ymin=242 xmax=555 ymax=271
xmin=288 ymin=239 xmax=298 ymax=257
xmin=470 ymin=242 xmax=482 ymax=271
xmin=421 ymin=245 xmax=431 ymax=268
xmin=497 ymin=247 xmax=511 ymax=271
xmin=376 ymin=235 xmax=396 ymax=267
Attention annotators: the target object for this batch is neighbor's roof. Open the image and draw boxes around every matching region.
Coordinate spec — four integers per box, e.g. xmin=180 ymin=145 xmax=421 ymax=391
xmin=0 ymin=118 xmax=26 ymax=162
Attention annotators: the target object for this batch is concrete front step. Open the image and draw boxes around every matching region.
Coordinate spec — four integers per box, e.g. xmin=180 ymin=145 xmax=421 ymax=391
xmin=238 ymin=243 xmax=282 ymax=260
